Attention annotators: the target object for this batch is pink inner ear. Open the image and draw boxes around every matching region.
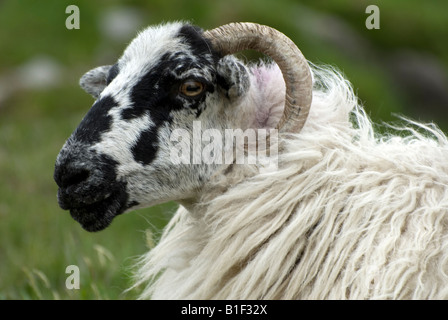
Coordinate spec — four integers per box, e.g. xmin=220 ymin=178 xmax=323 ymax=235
xmin=247 ymin=63 xmax=286 ymax=129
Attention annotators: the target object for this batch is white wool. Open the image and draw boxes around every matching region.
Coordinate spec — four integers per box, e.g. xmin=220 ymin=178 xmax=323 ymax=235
xmin=132 ymin=63 xmax=448 ymax=299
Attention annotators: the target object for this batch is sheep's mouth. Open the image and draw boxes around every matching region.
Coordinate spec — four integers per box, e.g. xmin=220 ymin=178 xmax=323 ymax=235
xmin=69 ymin=193 xmax=126 ymax=232
xmin=59 ymin=185 xmax=129 ymax=232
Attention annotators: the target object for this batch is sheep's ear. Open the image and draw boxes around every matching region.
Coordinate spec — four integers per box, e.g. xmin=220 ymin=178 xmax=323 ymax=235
xmin=79 ymin=65 xmax=112 ymax=99
xmin=217 ymin=56 xmax=249 ymax=102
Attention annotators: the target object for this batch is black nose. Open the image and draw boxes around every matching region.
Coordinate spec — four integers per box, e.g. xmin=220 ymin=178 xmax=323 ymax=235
xmin=54 ymin=142 xmax=120 ymax=210
xmin=54 ymin=141 xmax=129 ymax=232
xmin=54 ymin=160 xmax=98 ymax=210
xmin=54 ymin=163 xmax=90 ymax=189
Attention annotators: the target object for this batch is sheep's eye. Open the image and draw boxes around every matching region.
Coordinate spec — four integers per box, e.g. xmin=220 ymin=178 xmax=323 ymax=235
xmin=180 ymin=80 xmax=205 ymax=97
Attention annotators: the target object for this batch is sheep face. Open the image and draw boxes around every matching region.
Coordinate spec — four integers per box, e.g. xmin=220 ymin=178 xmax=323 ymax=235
xmin=54 ymin=22 xmax=250 ymax=231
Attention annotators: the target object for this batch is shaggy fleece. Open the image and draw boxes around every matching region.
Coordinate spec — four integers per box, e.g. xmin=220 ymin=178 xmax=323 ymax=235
xmin=133 ymin=63 xmax=448 ymax=299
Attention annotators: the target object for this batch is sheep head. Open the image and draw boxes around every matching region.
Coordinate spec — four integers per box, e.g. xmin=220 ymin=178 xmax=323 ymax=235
xmin=53 ymin=22 xmax=312 ymax=231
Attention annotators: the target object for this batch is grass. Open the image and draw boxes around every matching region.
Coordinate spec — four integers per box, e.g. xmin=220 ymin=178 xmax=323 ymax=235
xmin=1 ymin=0 xmax=447 ymax=299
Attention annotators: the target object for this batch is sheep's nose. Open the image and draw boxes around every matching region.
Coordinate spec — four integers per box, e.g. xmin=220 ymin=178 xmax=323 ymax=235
xmin=54 ymin=160 xmax=96 ymax=210
xmin=54 ymin=143 xmax=128 ymax=231
xmin=54 ymin=141 xmax=121 ymax=212
xmin=54 ymin=163 xmax=90 ymax=189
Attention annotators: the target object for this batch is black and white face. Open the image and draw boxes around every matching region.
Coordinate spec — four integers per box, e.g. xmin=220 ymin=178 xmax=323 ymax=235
xmin=54 ymin=22 xmax=250 ymax=232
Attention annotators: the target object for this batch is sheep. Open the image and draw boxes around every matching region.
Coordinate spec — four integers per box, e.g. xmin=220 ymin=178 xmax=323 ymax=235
xmin=54 ymin=21 xmax=448 ymax=299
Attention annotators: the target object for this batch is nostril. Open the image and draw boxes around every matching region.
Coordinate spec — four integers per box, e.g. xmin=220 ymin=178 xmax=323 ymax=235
xmin=63 ymin=169 xmax=90 ymax=188
xmin=55 ymin=166 xmax=90 ymax=189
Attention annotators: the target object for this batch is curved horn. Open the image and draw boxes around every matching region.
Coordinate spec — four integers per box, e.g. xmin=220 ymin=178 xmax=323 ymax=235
xmin=204 ymin=22 xmax=312 ymax=133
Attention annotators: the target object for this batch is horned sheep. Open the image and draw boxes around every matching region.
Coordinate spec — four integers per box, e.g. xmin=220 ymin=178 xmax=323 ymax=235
xmin=54 ymin=22 xmax=448 ymax=299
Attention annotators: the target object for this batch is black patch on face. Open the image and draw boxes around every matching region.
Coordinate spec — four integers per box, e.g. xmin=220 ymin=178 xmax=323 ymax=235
xmin=73 ymin=95 xmax=117 ymax=144
xmin=106 ymin=63 xmax=119 ymax=85
xmin=131 ymin=126 xmax=158 ymax=165
xmin=122 ymin=53 xmax=175 ymax=121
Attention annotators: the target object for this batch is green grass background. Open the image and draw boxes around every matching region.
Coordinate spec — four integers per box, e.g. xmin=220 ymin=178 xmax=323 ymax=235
xmin=1 ymin=0 xmax=447 ymax=299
